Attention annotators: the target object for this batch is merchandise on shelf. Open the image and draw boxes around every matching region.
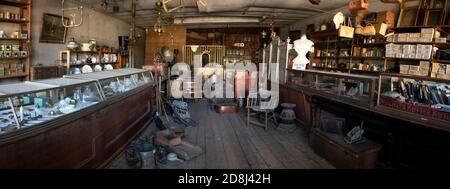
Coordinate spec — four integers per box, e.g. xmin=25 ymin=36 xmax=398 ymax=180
xmin=385 ymin=43 xmax=433 ymax=59
xmin=380 ymin=75 xmax=450 ymax=120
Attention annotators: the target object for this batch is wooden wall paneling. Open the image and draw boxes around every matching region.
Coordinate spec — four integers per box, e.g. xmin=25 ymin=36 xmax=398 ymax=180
xmin=183 ymin=45 xmax=225 ymax=65
xmin=146 ymin=26 xmax=187 ymax=65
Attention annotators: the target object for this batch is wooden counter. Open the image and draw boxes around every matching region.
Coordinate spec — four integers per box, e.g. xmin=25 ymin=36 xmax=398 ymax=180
xmin=0 ymin=83 xmax=156 ymax=168
xmin=280 ymin=82 xmax=450 ymax=168
xmin=279 ymin=84 xmax=312 ymax=127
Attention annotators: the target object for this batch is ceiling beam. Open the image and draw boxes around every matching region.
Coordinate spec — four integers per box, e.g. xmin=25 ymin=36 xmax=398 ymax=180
xmin=71 ymin=0 xmax=146 ymax=30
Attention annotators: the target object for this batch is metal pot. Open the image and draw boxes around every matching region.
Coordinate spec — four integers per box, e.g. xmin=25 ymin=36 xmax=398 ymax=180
xmin=88 ymin=39 xmax=96 ymax=51
xmin=67 ymin=38 xmax=78 ymax=50
xmin=80 ymin=43 xmax=91 ymax=51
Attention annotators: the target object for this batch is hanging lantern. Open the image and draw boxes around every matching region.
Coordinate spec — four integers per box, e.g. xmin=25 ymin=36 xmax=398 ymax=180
xmin=309 ymin=0 xmax=320 ymax=5
xmin=261 ymin=30 xmax=267 ymax=38
xmin=154 ymin=0 xmax=165 ymax=34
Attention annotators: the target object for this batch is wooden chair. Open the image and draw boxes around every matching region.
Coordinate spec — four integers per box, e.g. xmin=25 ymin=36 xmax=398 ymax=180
xmin=246 ymin=90 xmax=279 ymax=130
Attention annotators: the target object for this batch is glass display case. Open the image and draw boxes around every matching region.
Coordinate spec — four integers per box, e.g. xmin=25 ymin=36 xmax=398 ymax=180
xmin=0 ymin=78 xmax=103 ymax=135
xmin=65 ymin=68 xmax=153 ymax=99
xmin=378 ymin=73 xmax=450 ymax=121
xmin=286 ymin=69 xmax=378 ymax=106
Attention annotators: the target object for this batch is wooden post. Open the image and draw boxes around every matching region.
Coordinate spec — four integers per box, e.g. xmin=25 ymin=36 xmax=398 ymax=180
xmin=128 ymin=0 xmax=137 ymax=68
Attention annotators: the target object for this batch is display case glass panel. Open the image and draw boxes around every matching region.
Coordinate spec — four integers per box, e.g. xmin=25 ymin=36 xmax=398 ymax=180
xmin=286 ymin=69 xmax=378 ymax=106
xmin=0 ymin=78 xmax=103 ymax=135
xmin=65 ymin=68 xmax=153 ymax=99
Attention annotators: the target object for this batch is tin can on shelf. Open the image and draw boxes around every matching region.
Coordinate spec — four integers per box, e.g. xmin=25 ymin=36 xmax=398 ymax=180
xmin=4 ymin=11 xmax=10 ymax=20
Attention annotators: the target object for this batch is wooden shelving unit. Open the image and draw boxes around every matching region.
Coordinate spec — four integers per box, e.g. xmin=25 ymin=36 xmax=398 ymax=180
xmin=0 ymin=38 xmax=29 ymax=41
xmin=0 ymin=18 xmax=29 ymax=24
xmin=0 ymin=0 xmax=31 ymax=82
xmin=0 ymin=0 xmax=29 ymax=7
xmin=310 ymin=30 xmax=385 ymax=74
xmin=60 ymin=50 xmax=120 ymax=74
xmin=310 ymin=24 xmax=450 ymax=81
xmin=0 ymin=73 xmax=28 ymax=79
xmin=68 ymin=62 xmax=119 ymax=67
xmin=0 ymin=56 xmax=29 ymax=60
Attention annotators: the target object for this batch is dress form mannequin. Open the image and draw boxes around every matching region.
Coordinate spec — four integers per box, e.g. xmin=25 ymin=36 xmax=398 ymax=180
xmin=333 ymin=12 xmax=344 ymax=30
xmin=292 ymin=35 xmax=314 ymax=70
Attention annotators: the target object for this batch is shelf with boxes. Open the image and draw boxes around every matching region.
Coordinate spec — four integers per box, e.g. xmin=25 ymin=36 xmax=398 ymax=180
xmin=0 ymin=0 xmax=29 ymax=7
xmin=386 ymin=26 xmax=450 ymax=78
xmin=310 ymin=31 xmax=387 ymax=73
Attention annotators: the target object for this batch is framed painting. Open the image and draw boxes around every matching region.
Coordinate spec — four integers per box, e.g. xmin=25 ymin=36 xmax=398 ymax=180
xmin=40 ymin=13 xmax=69 ymax=43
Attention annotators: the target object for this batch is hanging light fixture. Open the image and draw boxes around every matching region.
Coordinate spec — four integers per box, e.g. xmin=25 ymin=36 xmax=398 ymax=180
xmin=270 ymin=19 xmax=277 ymax=39
xmin=154 ymin=0 xmax=164 ymax=35
xmin=261 ymin=29 xmax=267 ymax=38
xmin=61 ymin=0 xmax=83 ymax=28
xmin=101 ymin=0 xmax=108 ymax=9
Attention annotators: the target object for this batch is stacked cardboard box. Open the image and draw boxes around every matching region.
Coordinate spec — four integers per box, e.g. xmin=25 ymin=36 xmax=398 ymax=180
xmin=435 ymin=37 xmax=447 ymax=43
xmin=416 ymin=45 xmax=433 ymax=59
xmin=402 ymin=45 xmax=417 ymax=58
xmin=419 ymin=61 xmax=429 ymax=76
xmin=391 ymin=29 xmax=440 ymax=43
xmin=397 ymin=33 xmax=408 ymax=42
xmin=408 ymin=33 xmax=421 ymax=42
xmin=400 ymin=62 xmax=430 ymax=76
xmin=0 ymin=65 xmax=4 ymax=76
xmin=400 ymin=64 xmax=410 ymax=74
xmin=385 ymin=43 xmax=394 ymax=57
xmin=447 ymin=66 xmax=450 ymax=79
xmin=420 ymin=28 xmax=435 ymax=42
xmin=431 ymin=63 xmax=448 ymax=79
xmin=409 ymin=65 xmax=420 ymax=75
xmin=385 ymin=44 xmax=432 ymax=59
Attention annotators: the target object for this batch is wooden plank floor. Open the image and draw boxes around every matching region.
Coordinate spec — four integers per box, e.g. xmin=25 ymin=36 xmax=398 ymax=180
xmin=107 ymin=100 xmax=334 ymax=169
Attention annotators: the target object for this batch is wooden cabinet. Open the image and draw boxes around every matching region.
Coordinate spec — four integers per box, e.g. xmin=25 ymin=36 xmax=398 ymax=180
xmin=0 ymin=83 xmax=154 ymax=168
xmin=311 ymin=95 xmax=450 ymax=168
xmin=32 ymin=66 xmax=62 ymax=80
xmin=0 ymin=0 xmax=31 ymax=82
xmin=279 ymin=84 xmax=312 ymax=127
xmin=310 ymin=128 xmax=382 ymax=169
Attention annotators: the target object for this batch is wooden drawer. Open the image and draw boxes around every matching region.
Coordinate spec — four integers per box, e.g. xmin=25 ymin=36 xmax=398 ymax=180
xmin=309 ymin=128 xmax=382 ymax=169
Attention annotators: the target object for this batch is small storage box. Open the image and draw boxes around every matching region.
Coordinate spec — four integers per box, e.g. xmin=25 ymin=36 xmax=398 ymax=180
xmin=215 ymin=103 xmax=239 ymax=113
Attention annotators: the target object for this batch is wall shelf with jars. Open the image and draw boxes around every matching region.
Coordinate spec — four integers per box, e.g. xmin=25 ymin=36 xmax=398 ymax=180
xmin=61 ymin=38 xmax=122 ymax=75
xmin=0 ymin=0 xmax=31 ymax=82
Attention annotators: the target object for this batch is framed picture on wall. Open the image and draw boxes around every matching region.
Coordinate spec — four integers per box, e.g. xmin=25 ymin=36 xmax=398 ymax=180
xmin=40 ymin=13 xmax=69 ymax=44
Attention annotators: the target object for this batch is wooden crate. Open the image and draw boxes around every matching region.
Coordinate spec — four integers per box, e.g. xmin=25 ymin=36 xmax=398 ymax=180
xmin=309 ymin=128 xmax=382 ymax=169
